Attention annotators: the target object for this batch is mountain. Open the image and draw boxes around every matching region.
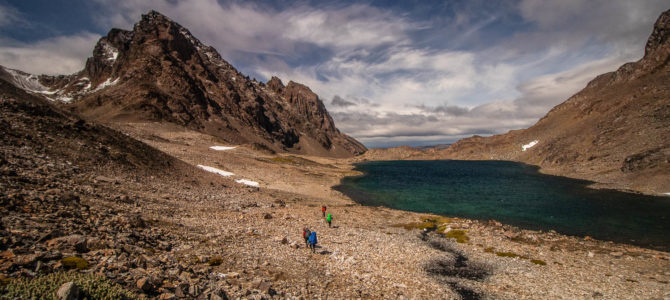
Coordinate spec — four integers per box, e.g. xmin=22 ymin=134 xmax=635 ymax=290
xmin=0 ymin=10 xmax=365 ymax=158
xmin=443 ymin=9 xmax=670 ymax=195
xmin=0 ymin=75 xmax=190 ymax=178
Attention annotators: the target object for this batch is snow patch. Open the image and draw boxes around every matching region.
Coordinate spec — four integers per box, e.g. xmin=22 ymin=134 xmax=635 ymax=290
xmin=236 ymin=179 xmax=259 ymax=187
xmin=102 ymin=42 xmax=119 ymax=62
xmin=197 ymin=165 xmax=234 ymax=177
xmin=179 ymin=27 xmax=198 ymax=46
xmin=4 ymin=68 xmax=49 ymax=92
xmin=92 ymin=77 xmax=120 ymax=92
xmin=522 ymin=140 xmax=538 ymax=151
xmin=57 ymin=96 xmax=73 ymax=102
xmin=210 ymin=146 xmax=236 ymax=151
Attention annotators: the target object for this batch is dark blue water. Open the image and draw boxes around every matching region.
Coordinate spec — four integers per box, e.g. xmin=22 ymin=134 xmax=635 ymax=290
xmin=334 ymin=160 xmax=670 ymax=251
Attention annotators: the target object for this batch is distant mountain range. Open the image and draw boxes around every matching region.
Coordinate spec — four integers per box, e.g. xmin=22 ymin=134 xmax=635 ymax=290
xmin=0 ymin=11 xmax=366 ymax=158
xmin=358 ymin=9 xmax=670 ymax=195
xmin=442 ymin=9 xmax=670 ymax=194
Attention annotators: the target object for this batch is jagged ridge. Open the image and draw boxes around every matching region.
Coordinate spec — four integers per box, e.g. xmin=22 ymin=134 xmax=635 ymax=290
xmin=2 ymin=10 xmax=365 ymax=158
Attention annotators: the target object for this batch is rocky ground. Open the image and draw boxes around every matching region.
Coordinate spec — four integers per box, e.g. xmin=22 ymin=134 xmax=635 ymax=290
xmin=2 ymin=82 xmax=670 ymax=299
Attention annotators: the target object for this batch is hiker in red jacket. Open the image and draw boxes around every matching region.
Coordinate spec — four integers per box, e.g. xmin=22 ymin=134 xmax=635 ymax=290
xmin=322 ymin=205 xmax=326 ymax=217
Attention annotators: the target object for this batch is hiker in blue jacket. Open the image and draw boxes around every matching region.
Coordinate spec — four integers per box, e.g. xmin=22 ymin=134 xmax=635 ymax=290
xmin=308 ymin=231 xmax=317 ymax=253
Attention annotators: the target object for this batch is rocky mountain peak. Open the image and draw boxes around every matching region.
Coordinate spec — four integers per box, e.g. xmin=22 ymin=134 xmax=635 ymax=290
xmin=644 ymin=9 xmax=670 ymax=56
xmin=267 ymin=76 xmax=285 ymax=93
xmin=16 ymin=10 xmax=366 ymax=157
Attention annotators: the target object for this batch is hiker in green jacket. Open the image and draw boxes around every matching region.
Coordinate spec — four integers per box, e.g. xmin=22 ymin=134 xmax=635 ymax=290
xmin=326 ymin=213 xmax=332 ymax=228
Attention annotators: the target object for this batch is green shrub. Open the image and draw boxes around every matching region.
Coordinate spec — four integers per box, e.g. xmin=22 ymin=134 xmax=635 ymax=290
xmin=530 ymin=259 xmax=547 ymax=266
xmin=444 ymin=230 xmax=469 ymax=243
xmin=495 ymin=251 xmax=519 ymax=258
xmin=60 ymin=257 xmax=90 ymax=270
xmin=1 ymin=272 xmax=137 ymax=299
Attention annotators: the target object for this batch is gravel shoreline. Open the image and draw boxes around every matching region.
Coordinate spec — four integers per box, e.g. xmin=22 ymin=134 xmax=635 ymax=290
xmin=2 ymin=118 xmax=669 ymax=299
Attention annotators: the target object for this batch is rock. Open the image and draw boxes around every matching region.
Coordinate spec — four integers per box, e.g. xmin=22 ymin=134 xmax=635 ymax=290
xmin=56 ymin=282 xmax=80 ymax=300
xmin=189 ymin=283 xmax=200 ymax=296
xmin=610 ymin=252 xmax=624 ymax=258
xmin=588 ymin=251 xmax=595 ymax=258
xmin=86 ymin=237 xmax=108 ymax=250
xmin=0 ymin=260 xmax=15 ymax=272
xmin=45 ymin=188 xmax=62 ymax=195
xmin=268 ymin=286 xmax=277 ymax=297
xmin=281 ymin=237 xmax=289 ymax=244
xmin=175 ymin=283 xmax=188 ymax=298
xmin=46 ymin=235 xmax=88 ymax=252
xmin=253 ymin=278 xmax=274 ymax=295
xmin=0 ymin=250 xmax=15 ymax=260
xmin=263 ymin=213 xmax=273 ymax=219
xmin=158 ymin=293 xmax=177 ymax=300
xmin=137 ymin=277 xmax=153 ymax=292
xmin=210 ymin=287 xmax=229 ymax=300
xmin=15 ymin=253 xmax=40 ymax=266
xmin=119 ymin=214 xmax=146 ymax=228
xmin=94 ymin=176 xmax=116 ymax=183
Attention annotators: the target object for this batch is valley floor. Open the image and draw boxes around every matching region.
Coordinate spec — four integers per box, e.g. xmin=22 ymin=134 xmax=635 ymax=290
xmin=2 ymin=121 xmax=670 ymax=299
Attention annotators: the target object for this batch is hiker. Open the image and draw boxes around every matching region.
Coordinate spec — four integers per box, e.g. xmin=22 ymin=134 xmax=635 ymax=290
xmin=303 ymin=227 xmax=311 ymax=247
xmin=322 ymin=205 xmax=327 ymax=217
xmin=308 ymin=231 xmax=317 ymax=253
xmin=326 ymin=213 xmax=332 ymax=228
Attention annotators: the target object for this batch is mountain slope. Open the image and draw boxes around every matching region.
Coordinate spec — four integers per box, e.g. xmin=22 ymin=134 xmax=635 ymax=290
xmin=1 ymin=10 xmax=365 ymax=158
xmin=443 ymin=9 xmax=670 ymax=194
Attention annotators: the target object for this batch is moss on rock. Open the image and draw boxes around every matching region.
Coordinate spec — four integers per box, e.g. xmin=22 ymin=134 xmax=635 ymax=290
xmin=60 ymin=257 xmax=90 ymax=270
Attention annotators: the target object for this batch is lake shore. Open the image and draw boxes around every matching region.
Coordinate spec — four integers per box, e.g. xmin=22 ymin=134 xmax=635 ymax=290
xmin=3 ymin=122 xmax=669 ymax=299
xmin=116 ymin=122 xmax=670 ymax=299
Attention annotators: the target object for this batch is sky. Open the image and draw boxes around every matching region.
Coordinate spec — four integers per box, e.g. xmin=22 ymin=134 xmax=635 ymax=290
xmin=0 ymin=0 xmax=668 ymax=148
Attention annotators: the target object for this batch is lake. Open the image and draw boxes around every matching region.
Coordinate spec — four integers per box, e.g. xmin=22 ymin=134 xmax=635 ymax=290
xmin=334 ymin=160 xmax=670 ymax=251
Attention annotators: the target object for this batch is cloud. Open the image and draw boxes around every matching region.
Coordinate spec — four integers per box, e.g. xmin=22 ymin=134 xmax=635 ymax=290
xmin=415 ymin=104 xmax=470 ymax=116
xmin=0 ymin=33 xmax=101 ymax=75
xmin=331 ymin=95 xmax=356 ymax=107
xmin=0 ymin=3 xmax=26 ymax=29
xmin=2 ymin=0 xmax=669 ymax=147
xmin=89 ymin=0 xmax=415 ymax=70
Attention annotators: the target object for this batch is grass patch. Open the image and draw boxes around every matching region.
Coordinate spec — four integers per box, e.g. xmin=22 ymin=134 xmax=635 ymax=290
xmin=530 ymin=259 xmax=547 ymax=266
xmin=393 ymin=221 xmax=437 ymax=231
xmin=393 ymin=215 xmax=454 ymax=231
xmin=495 ymin=251 xmax=519 ymax=258
xmin=484 ymin=247 xmax=495 ymax=253
xmin=1 ymin=272 xmax=137 ymax=299
xmin=421 ymin=216 xmax=454 ymax=224
xmin=444 ymin=230 xmax=469 ymax=243
xmin=60 ymin=257 xmax=90 ymax=270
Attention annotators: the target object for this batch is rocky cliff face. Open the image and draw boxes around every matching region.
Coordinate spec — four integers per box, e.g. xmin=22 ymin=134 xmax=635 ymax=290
xmin=2 ymin=10 xmax=365 ymax=157
xmin=443 ymin=9 xmax=670 ymax=195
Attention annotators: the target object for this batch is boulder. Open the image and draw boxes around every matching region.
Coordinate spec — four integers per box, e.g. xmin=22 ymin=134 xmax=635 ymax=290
xmin=46 ymin=235 xmax=88 ymax=252
xmin=137 ymin=277 xmax=153 ymax=293
xmin=158 ymin=293 xmax=177 ymax=300
xmin=56 ymin=282 xmax=80 ymax=300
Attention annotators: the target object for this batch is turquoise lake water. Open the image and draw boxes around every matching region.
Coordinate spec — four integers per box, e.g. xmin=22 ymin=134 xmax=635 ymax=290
xmin=334 ymin=160 xmax=670 ymax=251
